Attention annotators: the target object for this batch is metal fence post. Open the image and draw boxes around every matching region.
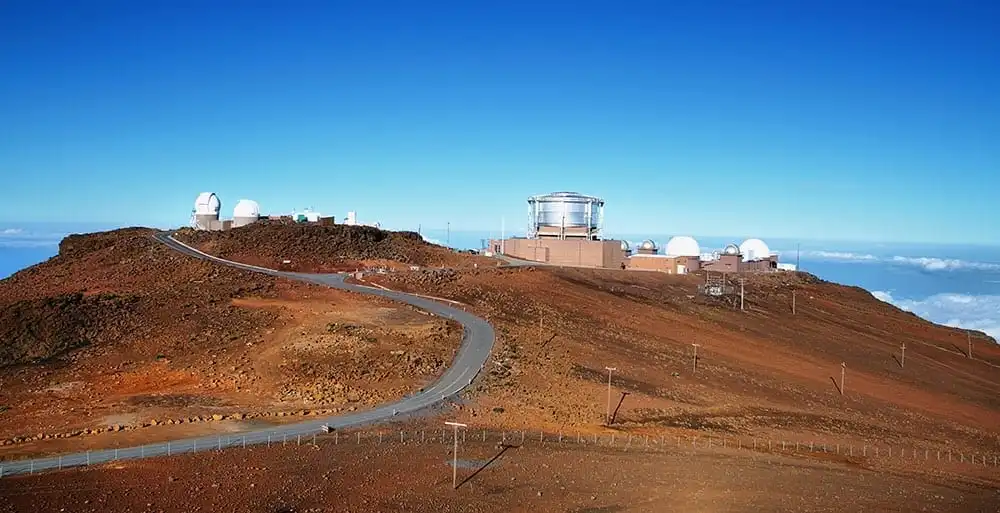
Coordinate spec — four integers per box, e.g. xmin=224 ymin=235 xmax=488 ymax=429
xmin=243 ymin=436 xmax=246 ymax=449
xmin=167 ymin=443 xmax=170 ymax=456
xmin=336 ymin=431 xmax=339 ymax=445
xmin=313 ymin=434 xmax=316 ymax=446
xmin=87 ymin=450 xmax=92 ymax=464
xmin=194 ymin=440 xmax=197 ymax=452
xmin=267 ymin=434 xmax=271 ymax=447
xmin=59 ymin=456 xmax=62 ymax=469
xmin=298 ymin=434 xmax=301 ymax=446
xmin=30 ymin=461 xmax=33 ymax=474
xmin=400 ymin=431 xmax=404 ymax=443
xmin=115 ymin=448 xmax=119 ymax=460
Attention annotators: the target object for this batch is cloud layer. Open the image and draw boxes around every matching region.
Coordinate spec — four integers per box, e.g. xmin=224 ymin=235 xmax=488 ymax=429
xmin=0 ymin=227 xmax=64 ymax=248
xmin=872 ymin=290 xmax=1000 ymax=341
xmin=785 ymin=249 xmax=1000 ymax=272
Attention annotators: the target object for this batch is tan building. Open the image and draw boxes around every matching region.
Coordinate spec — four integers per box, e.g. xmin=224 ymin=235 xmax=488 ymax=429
xmin=490 ymin=238 xmax=626 ymax=269
xmin=626 ymin=254 xmax=701 ymax=274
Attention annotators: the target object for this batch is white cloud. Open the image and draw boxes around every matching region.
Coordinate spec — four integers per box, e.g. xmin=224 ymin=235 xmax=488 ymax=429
xmin=421 ymin=235 xmax=445 ymax=246
xmin=871 ymin=291 xmax=1000 ymax=342
xmin=810 ymin=251 xmax=879 ymax=261
xmin=778 ymin=249 xmax=1000 ymax=273
xmin=1 ymin=228 xmax=24 ymax=235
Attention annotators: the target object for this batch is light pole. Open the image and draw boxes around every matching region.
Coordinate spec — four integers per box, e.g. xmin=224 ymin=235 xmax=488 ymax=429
xmin=604 ymin=367 xmax=617 ymax=425
xmin=445 ymin=421 xmax=467 ymax=489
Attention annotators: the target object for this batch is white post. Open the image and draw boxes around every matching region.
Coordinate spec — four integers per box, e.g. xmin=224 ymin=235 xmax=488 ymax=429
xmin=445 ymin=421 xmax=467 ymax=489
xmin=604 ymin=366 xmax=617 ymax=425
xmin=501 ymin=217 xmax=505 ymax=255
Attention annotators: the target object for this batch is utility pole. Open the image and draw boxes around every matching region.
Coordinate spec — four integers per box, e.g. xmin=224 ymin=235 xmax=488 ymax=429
xmin=840 ymin=362 xmax=846 ymax=396
xmin=740 ymin=278 xmax=745 ymax=311
xmin=900 ymin=343 xmax=906 ymax=368
xmin=692 ymin=343 xmax=700 ymax=374
xmin=501 ymin=216 xmax=505 ymax=255
xmin=445 ymin=421 xmax=467 ymax=489
xmin=604 ymin=367 xmax=617 ymax=425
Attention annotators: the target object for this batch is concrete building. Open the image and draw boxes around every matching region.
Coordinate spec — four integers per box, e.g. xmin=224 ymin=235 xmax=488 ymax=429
xmin=488 ymin=238 xmax=626 ymax=269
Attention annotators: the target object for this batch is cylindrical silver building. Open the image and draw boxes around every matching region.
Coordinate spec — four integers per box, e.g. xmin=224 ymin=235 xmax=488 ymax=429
xmin=527 ymin=191 xmax=605 ymax=240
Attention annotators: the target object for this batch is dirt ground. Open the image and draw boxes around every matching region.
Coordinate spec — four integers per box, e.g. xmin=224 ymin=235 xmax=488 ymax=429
xmin=0 ymin=229 xmax=462 ymax=458
xmin=363 ymin=266 xmax=1000 ymax=476
xmin=2 ymin=428 xmax=998 ymax=513
xmin=174 ymin=222 xmax=497 ymax=273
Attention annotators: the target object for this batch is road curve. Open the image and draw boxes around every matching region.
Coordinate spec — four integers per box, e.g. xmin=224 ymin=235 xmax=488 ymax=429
xmin=0 ymin=233 xmax=494 ymax=478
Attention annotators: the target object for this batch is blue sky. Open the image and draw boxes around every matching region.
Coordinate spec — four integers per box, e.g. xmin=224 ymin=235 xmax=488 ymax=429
xmin=0 ymin=0 xmax=997 ymax=244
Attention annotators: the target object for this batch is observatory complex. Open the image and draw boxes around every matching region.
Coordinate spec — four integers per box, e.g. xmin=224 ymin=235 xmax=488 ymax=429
xmin=188 ymin=192 xmax=373 ymax=231
xmin=488 ymin=191 xmax=794 ymax=273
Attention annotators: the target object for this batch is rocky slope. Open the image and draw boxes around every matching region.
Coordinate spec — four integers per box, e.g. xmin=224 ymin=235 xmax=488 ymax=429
xmin=173 ymin=221 xmax=494 ymax=272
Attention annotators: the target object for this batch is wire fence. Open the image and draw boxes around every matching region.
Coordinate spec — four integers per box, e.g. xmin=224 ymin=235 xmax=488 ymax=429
xmin=2 ymin=426 xmax=996 ymax=479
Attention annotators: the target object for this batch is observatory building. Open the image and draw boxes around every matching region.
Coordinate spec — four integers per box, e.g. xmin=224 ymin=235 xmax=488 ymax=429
xmin=625 ymin=235 xmax=703 ymax=274
xmin=232 ymin=199 xmax=261 ymax=228
xmin=192 ymin=192 xmax=222 ymax=231
xmin=487 ymin=191 xmax=625 ymax=268
xmin=527 ymin=191 xmax=605 ymax=240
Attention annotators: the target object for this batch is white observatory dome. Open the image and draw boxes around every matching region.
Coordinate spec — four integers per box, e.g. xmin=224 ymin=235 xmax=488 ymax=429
xmin=620 ymin=240 xmax=631 ymax=252
xmin=194 ymin=192 xmax=221 ymax=215
xmin=639 ymin=239 xmax=657 ymax=251
xmin=739 ymin=238 xmax=771 ymax=261
xmin=664 ymin=236 xmax=700 ymax=257
xmin=723 ymin=243 xmax=740 ymax=256
xmin=233 ymin=199 xmax=261 ymax=218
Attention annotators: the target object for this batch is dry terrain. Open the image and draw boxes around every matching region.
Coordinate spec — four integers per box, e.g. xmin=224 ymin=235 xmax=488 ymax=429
xmin=174 ymin=221 xmax=496 ymax=273
xmin=362 ymin=266 xmax=1000 ymax=476
xmin=2 ymin=225 xmax=999 ymax=511
xmin=0 ymin=228 xmax=462 ymax=458
xmin=1 ymin=426 xmax=998 ymax=513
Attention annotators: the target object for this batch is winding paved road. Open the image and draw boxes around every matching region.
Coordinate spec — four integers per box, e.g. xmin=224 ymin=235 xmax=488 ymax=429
xmin=0 ymin=232 xmax=495 ymax=478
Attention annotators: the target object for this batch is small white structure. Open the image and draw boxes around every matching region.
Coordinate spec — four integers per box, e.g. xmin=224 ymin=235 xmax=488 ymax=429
xmin=664 ymin=236 xmax=700 ymax=257
xmin=739 ymin=238 xmax=771 ymax=261
xmin=777 ymin=263 xmax=797 ymax=271
xmin=191 ymin=192 xmax=221 ymax=230
xmin=232 ymin=199 xmax=261 ymax=228
xmin=345 ymin=211 xmax=358 ymax=226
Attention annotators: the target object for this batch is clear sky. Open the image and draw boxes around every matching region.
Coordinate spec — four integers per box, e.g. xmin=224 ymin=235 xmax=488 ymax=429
xmin=1 ymin=0 xmax=997 ymax=244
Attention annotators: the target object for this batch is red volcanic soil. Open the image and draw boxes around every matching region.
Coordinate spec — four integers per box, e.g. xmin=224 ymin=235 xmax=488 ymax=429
xmin=1 ymin=428 xmax=997 ymax=513
xmin=173 ymin=221 xmax=497 ymax=273
xmin=363 ymin=266 xmax=1000 ymax=469
xmin=0 ymin=228 xmax=462 ymax=457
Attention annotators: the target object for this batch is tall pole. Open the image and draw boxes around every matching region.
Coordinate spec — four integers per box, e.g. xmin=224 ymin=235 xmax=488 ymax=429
xmin=501 ymin=216 xmax=505 ymax=255
xmin=840 ymin=362 xmax=846 ymax=395
xmin=901 ymin=343 xmax=906 ymax=368
xmin=792 ymin=290 xmax=796 ymax=315
xmin=445 ymin=421 xmax=467 ymax=489
xmin=692 ymin=344 xmax=700 ymax=374
xmin=604 ymin=367 xmax=617 ymax=425
xmin=796 ymin=243 xmax=801 ymax=271
xmin=446 ymin=222 xmax=450 ymax=247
